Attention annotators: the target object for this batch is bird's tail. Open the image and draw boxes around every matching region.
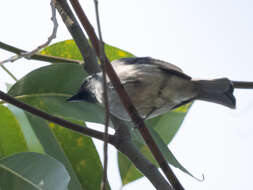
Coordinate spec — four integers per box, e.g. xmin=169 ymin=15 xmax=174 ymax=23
xmin=194 ymin=78 xmax=236 ymax=109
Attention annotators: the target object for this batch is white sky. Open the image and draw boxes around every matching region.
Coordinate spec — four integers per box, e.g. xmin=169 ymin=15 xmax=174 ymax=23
xmin=1 ymin=0 xmax=253 ymax=189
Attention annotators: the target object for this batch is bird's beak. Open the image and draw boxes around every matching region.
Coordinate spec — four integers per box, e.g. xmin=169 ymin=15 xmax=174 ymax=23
xmin=67 ymin=88 xmax=97 ymax=103
xmin=67 ymin=93 xmax=81 ymax=102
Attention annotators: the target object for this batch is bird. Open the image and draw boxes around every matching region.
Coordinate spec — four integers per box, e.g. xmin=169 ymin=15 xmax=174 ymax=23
xmin=67 ymin=57 xmax=236 ymax=121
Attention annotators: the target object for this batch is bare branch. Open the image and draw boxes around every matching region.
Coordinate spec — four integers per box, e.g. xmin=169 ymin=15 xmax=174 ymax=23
xmin=53 ymin=0 xmax=100 ymax=74
xmin=23 ymin=0 xmax=58 ymax=58
xmin=0 ymin=90 xmax=113 ymax=142
xmin=0 ymin=41 xmax=81 ymax=64
xmin=233 ymin=81 xmax=253 ymax=89
xmin=111 ymin=116 xmax=173 ymax=190
xmin=0 ymin=55 xmax=20 ymax=65
xmin=0 ymin=88 xmax=172 ymax=189
xmin=92 ymin=0 xmax=110 ymax=190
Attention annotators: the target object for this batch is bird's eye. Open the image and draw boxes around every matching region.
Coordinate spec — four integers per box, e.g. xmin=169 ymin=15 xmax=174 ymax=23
xmin=81 ymin=75 xmax=93 ymax=88
xmin=81 ymin=80 xmax=88 ymax=88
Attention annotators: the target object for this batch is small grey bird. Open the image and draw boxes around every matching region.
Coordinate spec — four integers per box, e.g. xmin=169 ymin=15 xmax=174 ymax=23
xmin=68 ymin=57 xmax=236 ymax=121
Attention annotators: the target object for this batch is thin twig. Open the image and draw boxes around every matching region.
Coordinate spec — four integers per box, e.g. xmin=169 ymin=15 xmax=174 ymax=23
xmin=0 ymin=41 xmax=81 ymax=64
xmin=93 ymin=1 xmax=109 ymax=190
xmin=0 ymin=90 xmax=113 ymax=142
xmin=69 ymin=1 xmax=184 ymax=189
xmin=22 ymin=0 xmax=58 ymax=58
xmin=0 ymin=0 xmax=58 ymax=65
xmin=0 ymin=55 xmax=20 ymax=65
xmin=0 ymin=65 xmax=17 ymax=81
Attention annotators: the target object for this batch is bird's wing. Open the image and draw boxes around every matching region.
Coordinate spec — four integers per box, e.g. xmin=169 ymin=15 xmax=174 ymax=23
xmin=112 ymin=57 xmax=191 ymax=80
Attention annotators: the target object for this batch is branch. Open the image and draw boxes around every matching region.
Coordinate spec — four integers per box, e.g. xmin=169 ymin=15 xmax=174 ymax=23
xmin=111 ymin=116 xmax=173 ymax=190
xmin=0 ymin=41 xmax=81 ymax=64
xmin=93 ymin=1 xmax=110 ymax=189
xmin=68 ymin=1 xmax=183 ymax=189
xmin=233 ymin=81 xmax=253 ymax=89
xmin=0 ymin=89 xmax=172 ymax=189
xmin=23 ymin=0 xmax=58 ymax=58
xmin=0 ymin=65 xmax=17 ymax=81
xmin=0 ymin=90 xmax=113 ymax=142
xmin=69 ymin=0 xmax=99 ymax=55
xmin=53 ymin=0 xmax=100 ymax=74
xmin=0 ymin=0 xmax=58 ymax=65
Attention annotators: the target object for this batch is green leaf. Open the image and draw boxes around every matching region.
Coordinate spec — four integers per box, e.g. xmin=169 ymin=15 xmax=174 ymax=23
xmin=0 ymin=104 xmax=28 ymax=158
xmin=8 ymin=63 xmax=105 ymax=124
xmin=104 ymin=43 xmax=134 ymax=61
xmin=7 ymin=63 xmax=103 ymax=189
xmin=7 ymin=80 xmax=43 ymax=153
xmin=7 ymin=39 xmax=135 ymax=189
xmin=47 ymin=119 xmax=105 ymax=190
xmin=25 ymin=114 xmax=84 ymax=190
xmin=118 ymin=152 xmax=143 ymax=185
xmin=0 ymin=165 xmax=42 ymax=190
xmin=8 ymin=39 xmax=193 ymax=188
xmin=7 ymin=104 xmax=45 ymax=153
xmin=25 ymin=114 xmax=106 ymax=190
xmin=40 ymin=39 xmax=134 ymax=61
xmin=148 ymin=103 xmax=192 ymax=144
xmin=6 ymin=58 xmax=110 ymax=190
xmin=118 ymin=104 xmax=193 ymax=185
xmin=0 ymin=152 xmax=70 ymax=190
xmin=148 ymin=127 xmax=197 ymax=178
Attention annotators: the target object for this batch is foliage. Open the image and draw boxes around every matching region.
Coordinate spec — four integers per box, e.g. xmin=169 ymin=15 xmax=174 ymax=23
xmin=0 ymin=40 xmax=193 ymax=189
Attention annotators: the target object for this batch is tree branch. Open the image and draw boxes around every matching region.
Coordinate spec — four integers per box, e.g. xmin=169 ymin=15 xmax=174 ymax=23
xmin=111 ymin=116 xmax=173 ymax=190
xmin=233 ymin=81 xmax=253 ymax=89
xmin=23 ymin=0 xmax=58 ymax=59
xmin=0 ymin=65 xmax=17 ymax=81
xmin=68 ymin=1 xmax=183 ymax=189
xmin=93 ymin=1 xmax=110 ymax=189
xmin=53 ymin=0 xmax=100 ymax=74
xmin=0 ymin=90 xmax=113 ymax=143
xmin=0 ymin=41 xmax=81 ymax=64
xmin=0 ymin=89 xmax=172 ymax=189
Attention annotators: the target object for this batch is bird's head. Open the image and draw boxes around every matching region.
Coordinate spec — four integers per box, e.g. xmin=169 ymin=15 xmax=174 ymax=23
xmin=67 ymin=75 xmax=97 ymax=103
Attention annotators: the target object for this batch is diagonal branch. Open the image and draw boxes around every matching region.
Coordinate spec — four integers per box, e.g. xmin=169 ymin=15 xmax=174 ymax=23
xmin=0 ymin=41 xmax=81 ymax=64
xmin=53 ymin=0 xmax=100 ymax=74
xmin=0 ymin=65 xmax=17 ymax=81
xmin=0 ymin=89 xmax=172 ymax=189
xmin=22 ymin=0 xmax=58 ymax=59
xmin=53 ymin=1 xmax=173 ymax=189
xmin=0 ymin=90 xmax=113 ymax=143
xmin=111 ymin=116 xmax=173 ymax=190
xmin=68 ymin=0 xmax=183 ymax=189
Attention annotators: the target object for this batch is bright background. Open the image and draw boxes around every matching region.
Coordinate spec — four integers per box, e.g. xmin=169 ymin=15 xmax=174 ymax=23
xmin=1 ymin=0 xmax=253 ymax=189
